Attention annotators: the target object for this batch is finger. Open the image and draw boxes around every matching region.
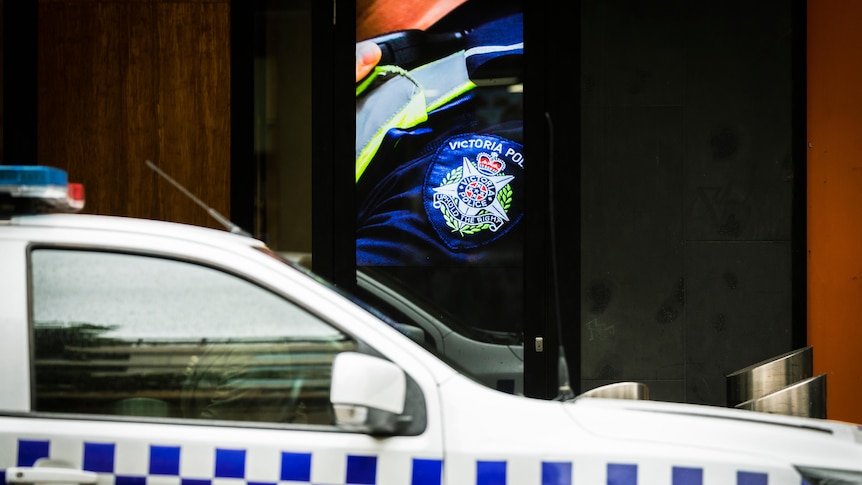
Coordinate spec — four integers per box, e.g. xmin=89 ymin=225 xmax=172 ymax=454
xmin=356 ymin=41 xmax=382 ymax=82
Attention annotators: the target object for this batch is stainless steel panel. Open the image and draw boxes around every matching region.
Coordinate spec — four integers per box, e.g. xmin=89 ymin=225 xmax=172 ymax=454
xmin=735 ymin=374 xmax=827 ymax=419
xmin=726 ymin=346 xmax=813 ymax=407
xmin=579 ymin=382 xmax=649 ymax=400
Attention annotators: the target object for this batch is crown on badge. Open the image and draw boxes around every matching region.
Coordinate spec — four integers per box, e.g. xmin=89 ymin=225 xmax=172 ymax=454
xmin=476 ymin=152 xmax=505 ymax=175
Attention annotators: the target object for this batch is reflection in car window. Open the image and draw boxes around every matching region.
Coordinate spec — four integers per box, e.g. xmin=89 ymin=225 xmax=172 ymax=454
xmin=30 ymin=249 xmax=355 ymax=425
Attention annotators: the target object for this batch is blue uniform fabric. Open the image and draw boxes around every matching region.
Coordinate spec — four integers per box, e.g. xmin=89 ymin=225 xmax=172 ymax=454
xmin=356 ymin=114 xmax=524 ymax=266
xmin=356 ymin=7 xmax=524 ymax=267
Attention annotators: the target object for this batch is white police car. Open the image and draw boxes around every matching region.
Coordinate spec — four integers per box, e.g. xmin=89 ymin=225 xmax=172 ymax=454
xmin=1 ymin=165 xmax=861 ymax=485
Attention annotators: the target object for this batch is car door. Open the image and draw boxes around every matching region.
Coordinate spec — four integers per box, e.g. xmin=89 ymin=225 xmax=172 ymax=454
xmin=0 ymin=242 xmax=443 ymax=485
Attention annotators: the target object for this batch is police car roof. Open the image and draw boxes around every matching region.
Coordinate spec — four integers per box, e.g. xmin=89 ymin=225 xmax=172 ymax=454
xmin=8 ymin=212 xmax=266 ymax=249
xmin=0 ymin=165 xmax=260 ymax=249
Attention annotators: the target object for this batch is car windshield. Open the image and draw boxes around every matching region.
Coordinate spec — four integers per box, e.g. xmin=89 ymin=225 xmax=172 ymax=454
xmin=356 ymin=266 xmax=523 ymax=346
xmin=257 ymin=248 xmax=509 ymax=388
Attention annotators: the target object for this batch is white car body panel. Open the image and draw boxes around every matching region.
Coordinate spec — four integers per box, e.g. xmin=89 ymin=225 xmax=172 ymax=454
xmin=1 ymin=210 xmax=861 ymax=485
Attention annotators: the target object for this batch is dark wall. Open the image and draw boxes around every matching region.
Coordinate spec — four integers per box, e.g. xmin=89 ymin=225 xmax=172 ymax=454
xmin=579 ymin=0 xmax=802 ymax=406
xmin=1 ymin=0 xmax=38 ymax=165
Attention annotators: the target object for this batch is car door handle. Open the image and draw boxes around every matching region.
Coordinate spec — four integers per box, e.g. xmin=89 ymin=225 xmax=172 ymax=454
xmin=5 ymin=467 xmax=98 ymax=485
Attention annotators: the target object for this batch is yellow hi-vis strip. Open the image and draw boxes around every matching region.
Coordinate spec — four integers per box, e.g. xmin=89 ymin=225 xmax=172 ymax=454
xmin=355 ymin=55 xmax=476 ymax=182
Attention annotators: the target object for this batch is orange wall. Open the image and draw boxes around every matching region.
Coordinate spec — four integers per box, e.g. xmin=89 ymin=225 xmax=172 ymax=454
xmin=807 ymin=0 xmax=862 ymax=425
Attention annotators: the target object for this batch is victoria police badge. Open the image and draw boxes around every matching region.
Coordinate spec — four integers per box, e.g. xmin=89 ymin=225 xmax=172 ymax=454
xmin=423 ymin=133 xmax=525 ymax=251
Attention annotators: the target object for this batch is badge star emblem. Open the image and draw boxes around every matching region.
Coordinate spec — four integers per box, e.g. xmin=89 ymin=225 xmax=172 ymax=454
xmin=433 ymin=157 xmax=514 ymax=222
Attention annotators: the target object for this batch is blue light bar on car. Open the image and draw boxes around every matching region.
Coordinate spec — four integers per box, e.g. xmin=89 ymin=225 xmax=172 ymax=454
xmin=0 ymin=165 xmax=85 ymax=216
xmin=0 ymin=165 xmax=68 ymax=198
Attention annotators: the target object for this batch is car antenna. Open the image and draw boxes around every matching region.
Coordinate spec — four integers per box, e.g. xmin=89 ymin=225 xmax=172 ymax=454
xmin=546 ymin=113 xmax=576 ymax=401
xmin=145 ymin=160 xmax=252 ymax=237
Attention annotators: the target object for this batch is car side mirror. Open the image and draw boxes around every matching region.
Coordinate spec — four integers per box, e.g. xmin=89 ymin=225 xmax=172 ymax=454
xmin=330 ymin=352 xmax=408 ymax=435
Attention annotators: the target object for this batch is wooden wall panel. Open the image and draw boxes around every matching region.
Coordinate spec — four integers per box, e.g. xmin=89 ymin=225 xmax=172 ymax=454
xmin=37 ymin=0 xmax=231 ymax=229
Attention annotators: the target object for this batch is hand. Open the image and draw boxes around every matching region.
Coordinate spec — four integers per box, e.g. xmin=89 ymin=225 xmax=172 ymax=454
xmin=356 ymin=40 xmax=382 ymax=82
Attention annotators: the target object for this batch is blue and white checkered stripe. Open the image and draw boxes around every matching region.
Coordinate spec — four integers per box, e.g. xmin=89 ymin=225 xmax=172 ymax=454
xmin=0 ymin=439 xmax=801 ymax=485
xmin=473 ymin=460 xmax=785 ymax=485
xmin=1 ymin=439 xmax=442 ymax=485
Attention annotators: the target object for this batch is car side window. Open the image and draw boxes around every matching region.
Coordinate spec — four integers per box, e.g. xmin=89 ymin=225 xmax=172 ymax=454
xmin=29 ymin=248 xmax=355 ymax=425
